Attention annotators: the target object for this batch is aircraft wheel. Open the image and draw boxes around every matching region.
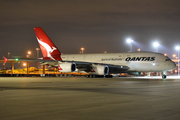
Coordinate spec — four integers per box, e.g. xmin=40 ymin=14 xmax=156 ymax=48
xmin=162 ymin=75 xmax=166 ymax=79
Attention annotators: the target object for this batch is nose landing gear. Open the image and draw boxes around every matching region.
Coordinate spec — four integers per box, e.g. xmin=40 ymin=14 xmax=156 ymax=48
xmin=162 ymin=71 xmax=167 ymax=79
xmin=162 ymin=74 xmax=166 ymax=79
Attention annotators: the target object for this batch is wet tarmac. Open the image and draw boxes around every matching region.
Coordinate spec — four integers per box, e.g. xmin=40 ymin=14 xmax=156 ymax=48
xmin=0 ymin=77 xmax=180 ymax=120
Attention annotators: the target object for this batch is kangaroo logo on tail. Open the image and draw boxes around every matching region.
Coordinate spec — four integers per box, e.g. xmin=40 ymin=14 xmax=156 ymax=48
xmin=34 ymin=27 xmax=62 ymax=61
xmin=37 ymin=38 xmax=57 ymax=60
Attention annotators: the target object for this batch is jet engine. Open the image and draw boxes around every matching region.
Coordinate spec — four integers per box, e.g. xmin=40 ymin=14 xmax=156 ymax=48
xmin=58 ymin=62 xmax=76 ymax=72
xmin=91 ymin=65 xmax=109 ymax=75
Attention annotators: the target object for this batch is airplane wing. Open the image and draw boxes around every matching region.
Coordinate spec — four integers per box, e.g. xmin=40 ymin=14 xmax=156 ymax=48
xmin=5 ymin=58 xmax=59 ymax=67
xmin=4 ymin=57 xmax=130 ymax=75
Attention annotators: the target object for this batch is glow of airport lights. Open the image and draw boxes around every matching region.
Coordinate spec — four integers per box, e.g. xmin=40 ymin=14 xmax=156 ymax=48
xmin=173 ymin=54 xmax=176 ymax=58
xmin=164 ymin=54 xmax=167 ymax=56
xmin=23 ymin=63 xmax=27 ymax=67
xmin=126 ymin=39 xmax=133 ymax=43
xmin=81 ymin=47 xmax=85 ymax=54
xmin=126 ymin=39 xmax=133 ymax=52
xmin=27 ymin=51 xmax=31 ymax=58
xmin=175 ymin=46 xmax=180 ymax=50
xmin=153 ymin=42 xmax=159 ymax=52
xmin=175 ymin=46 xmax=180 ymax=76
xmin=137 ymin=48 xmax=141 ymax=52
xmin=28 ymin=51 xmax=31 ymax=55
xmin=36 ymin=48 xmax=40 ymax=51
xmin=153 ymin=42 xmax=159 ymax=47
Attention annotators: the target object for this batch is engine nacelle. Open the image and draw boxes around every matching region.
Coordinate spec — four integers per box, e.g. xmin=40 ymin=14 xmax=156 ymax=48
xmin=58 ymin=62 xmax=76 ymax=72
xmin=91 ymin=65 xmax=109 ymax=75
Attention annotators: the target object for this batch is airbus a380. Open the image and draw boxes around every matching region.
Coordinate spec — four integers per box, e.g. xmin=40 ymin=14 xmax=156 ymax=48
xmin=6 ymin=27 xmax=176 ymax=78
xmin=31 ymin=27 xmax=176 ymax=78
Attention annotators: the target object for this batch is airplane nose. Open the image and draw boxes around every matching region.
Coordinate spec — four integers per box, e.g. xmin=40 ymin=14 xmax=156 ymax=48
xmin=172 ymin=61 xmax=176 ymax=69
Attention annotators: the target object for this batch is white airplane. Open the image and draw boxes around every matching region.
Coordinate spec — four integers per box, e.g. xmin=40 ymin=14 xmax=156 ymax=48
xmin=31 ymin=27 xmax=176 ymax=78
xmin=4 ymin=27 xmax=175 ymax=78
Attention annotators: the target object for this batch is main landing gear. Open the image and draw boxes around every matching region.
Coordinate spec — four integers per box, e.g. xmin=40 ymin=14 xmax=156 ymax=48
xmin=87 ymin=75 xmax=113 ymax=78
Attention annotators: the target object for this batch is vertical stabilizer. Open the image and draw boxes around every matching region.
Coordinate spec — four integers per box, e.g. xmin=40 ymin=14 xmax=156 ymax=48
xmin=34 ymin=27 xmax=62 ymax=61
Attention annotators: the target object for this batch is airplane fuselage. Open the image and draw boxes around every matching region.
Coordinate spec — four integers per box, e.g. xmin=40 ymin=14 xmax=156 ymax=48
xmin=61 ymin=52 xmax=176 ymax=72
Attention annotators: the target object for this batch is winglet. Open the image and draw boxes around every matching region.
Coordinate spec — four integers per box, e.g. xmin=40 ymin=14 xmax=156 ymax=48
xmin=3 ymin=56 xmax=8 ymax=65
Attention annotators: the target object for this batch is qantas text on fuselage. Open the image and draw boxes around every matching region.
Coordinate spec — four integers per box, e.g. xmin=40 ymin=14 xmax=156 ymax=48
xmin=125 ymin=57 xmax=155 ymax=61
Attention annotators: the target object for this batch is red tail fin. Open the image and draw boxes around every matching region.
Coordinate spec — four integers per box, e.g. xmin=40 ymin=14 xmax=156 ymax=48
xmin=3 ymin=56 xmax=8 ymax=65
xmin=34 ymin=27 xmax=62 ymax=61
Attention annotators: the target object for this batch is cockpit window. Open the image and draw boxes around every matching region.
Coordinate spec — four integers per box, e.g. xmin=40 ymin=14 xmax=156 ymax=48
xmin=164 ymin=56 xmax=172 ymax=61
xmin=165 ymin=58 xmax=171 ymax=61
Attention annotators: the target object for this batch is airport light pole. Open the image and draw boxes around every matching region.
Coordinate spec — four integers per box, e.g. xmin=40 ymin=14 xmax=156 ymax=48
xmin=7 ymin=52 xmax=10 ymax=68
xmin=36 ymin=48 xmax=40 ymax=59
xmin=153 ymin=42 xmax=159 ymax=76
xmin=175 ymin=46 xmax=180 ymax=76
xmin=153 ymin=42 xmax=159 ymax=52
xmin=36 ymin=48 xmax=40 ymax=68
xmin=27 ymin=51 xmax=31 ymax=58
xmin=126 ymin=39 xmax=133 ymax=52
xmin=81 ymin=47 xmax=85 ymax=54
xmin=8 ymin=52 xmax=10 ymax=59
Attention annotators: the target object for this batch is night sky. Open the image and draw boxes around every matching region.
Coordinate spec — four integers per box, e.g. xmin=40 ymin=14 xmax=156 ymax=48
xmin=1 ymin=0 xmax=180 ymax=60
